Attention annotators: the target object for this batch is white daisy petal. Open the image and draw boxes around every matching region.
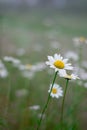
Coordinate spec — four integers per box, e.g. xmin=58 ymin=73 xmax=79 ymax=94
xmin=59 ymin=71 xmax=79 ymax=80
xmin=48 ymin=56 xmax=54 ymax=62
xmin=54 ymin=53 xmax=58 ymax=59
xmin=63 ymin=59 xmax=68 ymax=63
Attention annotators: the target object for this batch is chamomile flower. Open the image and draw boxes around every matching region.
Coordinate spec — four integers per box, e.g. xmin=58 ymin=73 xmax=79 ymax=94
xmin=46 ymin=54 xmax=73 ymax=73
xmin=0 ymin=68 xmax=8 ymax=78
xmin=3 ymin=56 xmax=21 ymax=67
xmin=59 ymin=70 xmax=79 ymax=80
xmin=84 ymin=82 xmax=87 ymax=88
xmin=72 ymin=37 xmax=87 ymax=46
xmin=79 ymin=37 xmax=86 ymax=43
xmin=48 ymin=84 xmax=63 ymax=98
xmin=0 ymin=60 xmax=8 ymax=78
xmin=65 ymin=51 xmax=78 ymax=61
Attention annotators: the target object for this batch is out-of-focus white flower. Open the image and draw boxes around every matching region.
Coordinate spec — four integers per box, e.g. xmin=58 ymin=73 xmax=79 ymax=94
xmin=19 ymin=62 xmax=46 ymax=79
xmin=18 ymin=64 xmax=32 ymax=71
xmin=72 ymin=37 xmax=87 ymax=46
xmin=0 ymin=69 xmax=8 ymax=78
xmin=12 ymin=59 xmax=21 ymax=67
xmin=79 ymin=37 xmax=87 ymax=43
xmin=24 ymin=64 xmax=32 ymax=70
xmin=3 ymin=56 xmax=21 ymax=67
xmin=18 ymin=64 xmax=26 ymax=70
xmin=75 ymin=67 xmax=87 ymax=80
xmin=0 ymin=60 xmax=8 ymax=78
xmin=48 ymin=83 xmax=63 ymax=98
xmin=65 ymin=51 xmax=78 ymax=61
xmin=84 ymin=82 xmax=87 ymax=88
xmin=16 ymin=48 xmax=25 ymax=56
xmin=38 ymin=113 xmax=45 ymax=119
xmin=15 ymin=89 xmax=28 ymax=97
xmin=3 ymin=56 xmax=13 ymax=62
xmin=59 ymin=70 xmax=79 ymax=80
xmin=22 ymin=71 xmax=34 ymax=79
xmin=31 ymin=62 xmax=46 ymax=72
xmin=46 ymin=53 xmax=73 ymax=73
xmin=80 ymin=71 xmax=87 ymax=80
xmin=29 ymin=105 xmax=40 ymax=110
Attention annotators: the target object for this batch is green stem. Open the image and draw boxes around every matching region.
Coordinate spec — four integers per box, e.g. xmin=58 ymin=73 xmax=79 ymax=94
xmin=37 ymin=71 xmax=58 ymax=130
xmin=60 ymin=79 xmax=69 ymax=130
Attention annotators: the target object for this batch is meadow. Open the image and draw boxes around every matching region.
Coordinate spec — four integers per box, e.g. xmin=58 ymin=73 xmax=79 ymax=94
xmin=0 ymin=10 xmax=87 ymax=130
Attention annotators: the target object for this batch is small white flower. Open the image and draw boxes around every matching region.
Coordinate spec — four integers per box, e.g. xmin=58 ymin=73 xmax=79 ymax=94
xmin=72 ymin=37 xmax=87 ymax=46
xmin=48 ymin=84 xmax=63 ymax=98
xmin=38 ymin=113 xmax=45 ymax=119
xmin=0 ymin=69 xmax=8 ymax=78
xmin=18 ymin=64 xmax=26 ymax=70
xmin=12 ymin=59 xmax=21 ymax=67
xmin=3 ymin=56 xmax=13 ymax=62
xmin=46 ymin=53 xmax=73 ymax=73
xmin=59 ymin=70 xmax=79 ymax=80
xmin=3 ymin=56 xmax=21 ymax=67
xmin=29 ymin=105 xmax=40 ymax=110
xmin=0 ymin=60 xmax=8 ymax=78
xmin=22 ymin=71 xmax=34 ymax=79
xmin=31 ymin=62 xmax=46 ymax=72
xmin=84 ymin=82 xmax=87 ymax=88
xmin=65 ymin=51 xmax=78 ymax=61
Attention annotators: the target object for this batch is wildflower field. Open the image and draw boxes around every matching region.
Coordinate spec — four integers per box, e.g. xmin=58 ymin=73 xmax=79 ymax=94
xmin=0 ymin=10 xmax=87 ymax=130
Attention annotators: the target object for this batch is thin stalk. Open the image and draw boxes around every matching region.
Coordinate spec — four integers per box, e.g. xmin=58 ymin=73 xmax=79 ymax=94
xmin=60 ymin=79 xmax=69 ymax=130
xmin=37 ymin=71 xmax=58 ymax=130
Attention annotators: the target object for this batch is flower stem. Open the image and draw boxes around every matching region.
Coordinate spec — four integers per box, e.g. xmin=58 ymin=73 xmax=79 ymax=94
xmin=60 ymin=79 xmax=69 ymax=130
xmin=37 ymin=71 xmax=58 ymax=130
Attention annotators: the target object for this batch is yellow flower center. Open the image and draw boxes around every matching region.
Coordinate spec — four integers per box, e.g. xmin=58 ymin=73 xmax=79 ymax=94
xmin=65 ymin=74 xmax=72 ymax=79
xmin=54 ymin=60 xmax=65 ymax=69
xmin=79 ymin=37 xmax=85 ymax=42
xmin=25 ymin=64 xmax=32 ymax=69
xmin=52 ymin=88 xmax=57 ymax=94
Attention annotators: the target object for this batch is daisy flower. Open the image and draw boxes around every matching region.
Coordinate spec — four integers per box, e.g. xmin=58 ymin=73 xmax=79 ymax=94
xmin=48 ymin=83 xmax=63 ymax=98
xmin=46 ymin=54 xmax=73 ymax=73
xmin=72 ymin=37 xmax=87 ymax=46
xmin=59 ymin=70 xmax=79 ymax=80
xmin=79 ymin=37 xmax=87 ymax=43
xmin=0 ymin=60 xmax=8 ymax=78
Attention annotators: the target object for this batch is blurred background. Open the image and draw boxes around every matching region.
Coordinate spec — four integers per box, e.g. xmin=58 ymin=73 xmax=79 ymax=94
xmin=0 ymin=0 xmax=87 ymax=130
